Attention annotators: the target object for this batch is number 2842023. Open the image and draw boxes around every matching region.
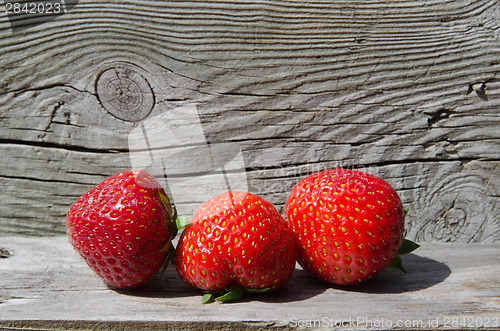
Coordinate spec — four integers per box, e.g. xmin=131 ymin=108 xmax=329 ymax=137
xmin=5 ymin=2 xmax=62 ymax=15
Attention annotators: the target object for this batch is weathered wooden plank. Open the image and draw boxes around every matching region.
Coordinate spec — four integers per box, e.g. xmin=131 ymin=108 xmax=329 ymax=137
xmin=1 ymin=0 xmax=499 ymax=239
xmin=0 ymin=237 xmax=499 ymax=330
xmin=1 ymin=143 xmax=498 ymax=242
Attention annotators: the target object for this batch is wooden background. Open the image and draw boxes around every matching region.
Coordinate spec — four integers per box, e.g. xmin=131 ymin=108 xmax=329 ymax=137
xmin=0 ymin=0 xmax=498 ymax=242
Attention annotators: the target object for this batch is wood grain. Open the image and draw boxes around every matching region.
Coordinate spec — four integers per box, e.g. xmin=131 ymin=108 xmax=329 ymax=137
xmin=0 ymin=0 xmax=499 ymax=240
xmin=0 ymin=237 xmax=499 ymax=330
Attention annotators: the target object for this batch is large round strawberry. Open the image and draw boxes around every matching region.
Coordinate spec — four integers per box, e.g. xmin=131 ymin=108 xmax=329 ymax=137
xmin=285 ymin=169 xmax=417 ymax=285
xmin=175 ymin=191 xmax=295 ymax=302
xmin=66 ymin=170 xmax=176 ymax=289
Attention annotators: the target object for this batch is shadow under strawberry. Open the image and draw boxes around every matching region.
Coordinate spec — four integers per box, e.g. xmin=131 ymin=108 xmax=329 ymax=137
xmin=252 ymin=268 xmax=331 ymax=304
xmin=109 ymin=253 xmax=449 ymax=300
xmin=112 ymin=261 xmax=330 ymax=303
xmin=110 ymin=264 xmax=198 ymax=299
xmin=328 ymin=253 xmax=451 ymax=294
xmin=256 ymin=253 xmax=450 ymax=302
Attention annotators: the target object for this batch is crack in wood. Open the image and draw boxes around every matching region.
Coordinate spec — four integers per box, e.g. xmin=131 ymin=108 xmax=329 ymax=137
xmin=43 ymin=102 xmax=65 ymax=133
xmin=246 ymin=157 xmax=499 ymax=174
xmin=0 ymin=139 xmax=127 ymax=155
xmin=8 ymin=83 xmax=94 ymax=98
xmin=0 ymin=174 xmax=93 ymax=186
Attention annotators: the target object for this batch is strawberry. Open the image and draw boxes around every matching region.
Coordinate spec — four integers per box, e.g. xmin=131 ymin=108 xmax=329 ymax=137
xmin=285 ymin=169 xmax=418 ymax=285
xmin=66 ymin=170 xmax=176 ymax=289
xmin=175 ymin=191 xmax=296 ymax=302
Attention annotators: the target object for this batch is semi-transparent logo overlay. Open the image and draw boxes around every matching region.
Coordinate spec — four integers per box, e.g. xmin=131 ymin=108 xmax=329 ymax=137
xmin=128 ymin=104 xmax=248 ymax=216
xmin=3 ymin=0 xmax=78 ymax=32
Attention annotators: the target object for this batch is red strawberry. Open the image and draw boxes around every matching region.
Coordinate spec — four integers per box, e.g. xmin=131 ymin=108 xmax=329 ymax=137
xmin=175 ymin=191 xmax=295 ymax=302
xmin=66 ymin=170 xmax=176 ymax=289
xmin=285 ymin=169 xmax=417 ymax=285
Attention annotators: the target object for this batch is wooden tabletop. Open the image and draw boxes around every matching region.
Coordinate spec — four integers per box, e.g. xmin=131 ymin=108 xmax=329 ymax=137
xmin=0 ymin=236 xmax=499 ymax=330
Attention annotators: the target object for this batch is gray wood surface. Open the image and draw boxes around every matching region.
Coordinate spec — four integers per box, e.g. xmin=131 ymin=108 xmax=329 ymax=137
xmin=0 ymin=236 xmax=499 ymax=330
xmin=0 ymin=0 xmax=499 ymax=240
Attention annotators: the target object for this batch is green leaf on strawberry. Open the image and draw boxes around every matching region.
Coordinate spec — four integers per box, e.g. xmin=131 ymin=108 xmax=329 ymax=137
xmin=388 ymin=255 xmax=406 ymax=273
xmin=201 ymin=285 xmax=270 ymax=304
xmin=202 ymin=292 xmax=215 ymax=304
xmin=176 ymin=215 xmax=191 ymax=230
xmin=387 ymin=238 xmax=420 ymax=273
xmin=397 ymin=238 xmax=420 ymax=256
xmin=214 ymin=286 xmax=245 ymax=303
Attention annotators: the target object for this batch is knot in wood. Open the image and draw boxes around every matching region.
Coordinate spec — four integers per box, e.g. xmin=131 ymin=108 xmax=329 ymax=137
xmin=96 ymin=64 xmax=154 ymax=122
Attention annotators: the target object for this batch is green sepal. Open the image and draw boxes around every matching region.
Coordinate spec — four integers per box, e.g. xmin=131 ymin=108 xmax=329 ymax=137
xmin=170 ymin=206 xmax=179 ymax=240
xmin=215 ymin=286 xmax=245 ymax=303
xmin=388 ymin=254 xmax=407 ymax=273
xmin=202 ymin=292 xmax=215 ymax=304
xmin=387 ymin=206 xmax=419 ymax=273
xmin=172 ymin=206 xmax=178 ymax=223
xmin=168 ymin=244 xmax=176 ymax=264
xmin=176 ymin=215 xmax=191 ymax=230
xmin=201 ymin=285 xmax=272 ymax=304
xmin=398 ymin=238 xmax=420 ymax=255
xmin=158 ymin=190 xmax=178 ymax=240
xmin=159 ymin=244 xmax=176 ymax=276
xmin=159 ymin=191 xmax=173 ymax=219
xmin=388 ymin=239 xmax=419 ymax=273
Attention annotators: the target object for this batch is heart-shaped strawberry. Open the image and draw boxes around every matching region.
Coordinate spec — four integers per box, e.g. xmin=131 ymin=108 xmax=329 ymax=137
xmin=175 ymin=191 xmax=296 ymax=302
